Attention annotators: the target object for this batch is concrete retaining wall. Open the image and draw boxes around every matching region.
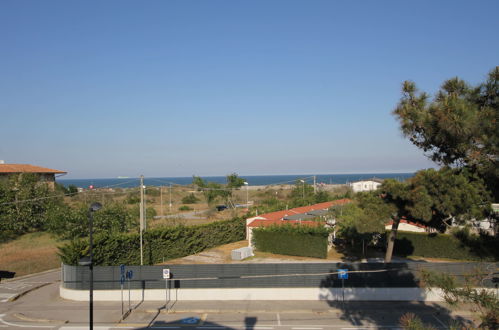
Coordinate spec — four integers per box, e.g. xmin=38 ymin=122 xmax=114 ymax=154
xmin=60 ymin=286 xmax=449 ymax=302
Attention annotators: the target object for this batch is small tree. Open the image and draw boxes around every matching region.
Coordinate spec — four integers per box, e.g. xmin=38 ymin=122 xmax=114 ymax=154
xmin=226 ymin=173 xmax=246 ymax=189
xmin=182 ymin=193 xmax=199 ymax=204
xmin=381 ymin=168 xmax=490 ymax=262
xmin=332 ymin=191 xmax=393 ymax=256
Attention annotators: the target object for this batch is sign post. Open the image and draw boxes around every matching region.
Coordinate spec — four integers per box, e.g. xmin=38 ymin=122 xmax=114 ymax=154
xmin=163 ymin=269 xmax=170 ymax=310
xmin=119 ymin=265 xmax=125 ymax=316
xmin=126 ymin=270 xmax=133 ymax=313
xmin=338 ymin=269 xmax=348 ymax=303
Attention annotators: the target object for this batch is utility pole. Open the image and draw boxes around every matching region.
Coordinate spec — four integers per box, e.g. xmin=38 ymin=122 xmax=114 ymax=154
xmin=160 ymin=186 xmax=163 ymax=216
xmin=313 ymin=176 xmax=317 ymax=194
xmin=139 ymin=175 xmax=144 ymax=266
xmin=169 ymin=184 xmax=172 ymax=212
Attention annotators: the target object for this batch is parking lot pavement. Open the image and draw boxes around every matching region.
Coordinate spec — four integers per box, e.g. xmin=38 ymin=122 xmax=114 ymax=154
xmin=0 ymin=269 xmax=59 ymax=303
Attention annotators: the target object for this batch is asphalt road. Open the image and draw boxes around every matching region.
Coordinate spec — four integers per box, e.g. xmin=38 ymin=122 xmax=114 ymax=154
xmin=0 ymin=270 xmax=479 ymax=329
xmin=0 ymin=269 xmax=59 ymax=302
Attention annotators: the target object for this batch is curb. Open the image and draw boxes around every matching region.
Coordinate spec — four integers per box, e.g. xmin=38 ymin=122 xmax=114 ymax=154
xmin=13 ymin=313 xmax=68 ymax=324
xmin=8 ymin=282 xmax=51 ymax=302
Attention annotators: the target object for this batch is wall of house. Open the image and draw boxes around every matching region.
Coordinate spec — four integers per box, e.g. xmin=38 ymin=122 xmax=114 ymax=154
xmin=384 ymin=222 xmax=426 ymax=233
xmin=350 ymin=181 xmax=381 ymax=193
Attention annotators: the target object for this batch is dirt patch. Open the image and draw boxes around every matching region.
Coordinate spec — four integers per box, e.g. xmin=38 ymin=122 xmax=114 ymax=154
xmin=0 ymin=233 xmax=64 ymax=276
xmin=160 ymin=240 xmax=344 ymax=264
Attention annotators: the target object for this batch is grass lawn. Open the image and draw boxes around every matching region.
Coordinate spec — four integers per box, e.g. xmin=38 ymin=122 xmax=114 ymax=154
xmin=0 ymin=232 xmax=65 ymax=277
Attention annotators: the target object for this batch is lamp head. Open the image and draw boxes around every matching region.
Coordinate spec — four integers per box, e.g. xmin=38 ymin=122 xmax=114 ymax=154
xmin=89 ymin=202 xmax=102 ymax=212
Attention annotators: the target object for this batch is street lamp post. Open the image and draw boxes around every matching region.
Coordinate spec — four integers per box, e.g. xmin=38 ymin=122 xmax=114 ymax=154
xmin=243 ymin=182 xmax=249 ymax=208
xmin=299 ymin=180 xmax=305 ymax=202
xmin=80 ymin=202 xmax=102 ymax=330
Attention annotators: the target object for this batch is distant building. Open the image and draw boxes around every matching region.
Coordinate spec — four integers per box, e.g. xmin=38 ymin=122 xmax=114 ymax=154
xmin=349 ymin=178 xmax=383 ymax=193
xmin=0 ymin=162 xmax=66 ymax=190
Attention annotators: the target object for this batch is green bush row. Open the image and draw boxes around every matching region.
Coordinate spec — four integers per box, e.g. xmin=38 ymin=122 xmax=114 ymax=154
xmin=59 ymin=217 xmax=246 ymax=265
xmin=392 ymin=231 xmax=499 ymax=261
xmin=252 ymin=224 xmax=329 ymax=259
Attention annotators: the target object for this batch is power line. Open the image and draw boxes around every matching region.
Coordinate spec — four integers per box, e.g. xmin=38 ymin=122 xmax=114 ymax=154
xmin=0 ymin=179 xmax=140 ymax=206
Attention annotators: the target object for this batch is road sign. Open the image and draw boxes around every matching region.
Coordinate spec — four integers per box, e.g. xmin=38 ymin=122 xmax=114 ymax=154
xmin=338 ymin=269 xmax=348 ymax=280
xmin=181 ymin=317 xmax=199 ymax=324
xmin=120 ymin=264 xmax=125 ymax=276
xmin=120 ymin=275 xmax=125 ymax=285
xmin=126 ymin=270 xmax=133 ymax=280
xmin=162 ymin=269 xmax=170 ymax=279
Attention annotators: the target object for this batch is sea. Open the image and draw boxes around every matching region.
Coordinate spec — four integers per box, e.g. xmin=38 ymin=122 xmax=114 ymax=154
xmin=58 ymin=173 xmax=414 ymax=189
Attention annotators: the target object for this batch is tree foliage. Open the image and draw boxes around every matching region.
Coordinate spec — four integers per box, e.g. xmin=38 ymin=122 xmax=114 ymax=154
xmin=331 ymin=191 xmax=394 ymax=253
xmin=181 ymin=193 xmax=200 ymax=204
xmin=192 ymin=173 xmax=247 ymax=205
xmin=0 ymin=174 xmax=64 ymax=241
xmin=393 ymin=67 xmax=498 ymax=199
xmin=421 ymin=269 xmax=498 ymax=329
xmin=226 ymin=172 xmax=246 ymax=189
xmin=380 ymin=168 xmax=490 ymax=262
xmin=46 ymin=202 xmax=138 ymax=240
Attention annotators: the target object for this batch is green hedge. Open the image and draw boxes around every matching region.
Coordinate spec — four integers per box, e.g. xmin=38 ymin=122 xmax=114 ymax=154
xmin=252 ymin=225 xmax=329 ymax=259
xmin=59 ymin=217 xmax=246 ymax=265
xmin=393 ymin=231 xmax=498 ymax=261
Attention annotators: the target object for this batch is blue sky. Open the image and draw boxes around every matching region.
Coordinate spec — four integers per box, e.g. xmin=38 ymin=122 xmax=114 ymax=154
xmin=1 ymin=0 xmax=498 ymax=179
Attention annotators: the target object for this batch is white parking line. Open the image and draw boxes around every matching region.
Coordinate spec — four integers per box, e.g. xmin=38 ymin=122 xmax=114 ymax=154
xmin=277 ymin=313 xmax=281 ymax=326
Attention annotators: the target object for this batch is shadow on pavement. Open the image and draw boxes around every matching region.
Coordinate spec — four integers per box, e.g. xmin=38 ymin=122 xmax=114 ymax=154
xmin=0 ymin=270 xmax=15 ymax=282
xmin=319 ymin=262 xmax=477 ymax=329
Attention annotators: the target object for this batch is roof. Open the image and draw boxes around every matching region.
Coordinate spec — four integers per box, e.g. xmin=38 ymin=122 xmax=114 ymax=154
xmin=248 ymin=219 xmax=323 ymax=228
xmin=0 ymin=164 xmax=66 ymax=174
xmin=247 ymin=199 xmax=351 ymax=228
xmin=386 ymin=219 xmax=429 ymax=229
xmin=350 ymin=178 xmax=384 ymax=184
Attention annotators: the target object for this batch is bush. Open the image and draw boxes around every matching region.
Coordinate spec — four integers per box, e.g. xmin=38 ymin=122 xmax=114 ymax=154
xmin=178 ymin=205 xmax=193 ymax=211
xmin=252 ymin=224 xmax=329 ymax=259
xmin=182 ymin=193 xmax=199 ymax=204
xmin=46 ymin=202 xmax=138 ymax=240
xmin=392 ymin=231 xmax=499 ymax=261
xmin=59 ymin=216 xmax=246 ymax=265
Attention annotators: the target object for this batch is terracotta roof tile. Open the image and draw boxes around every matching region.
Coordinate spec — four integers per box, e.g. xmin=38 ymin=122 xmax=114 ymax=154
xmin=0 ymin=164 xmax=66 ymax=174
xmin=247 ymin=199 xmax=351 ymax=228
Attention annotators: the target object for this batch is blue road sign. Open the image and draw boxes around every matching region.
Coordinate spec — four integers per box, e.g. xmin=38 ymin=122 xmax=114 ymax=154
xmin=120 ymin=275 xmax=125 ymax=285
xmin=338 ymin=269 xmax=348 ymax=280
xmin=120 ymin=264 xmax=125 ymax=275
xmin=181 ymin=317 xmax=199 ymax=324
xmin=126 ymin=270 xmax=133 ymax=280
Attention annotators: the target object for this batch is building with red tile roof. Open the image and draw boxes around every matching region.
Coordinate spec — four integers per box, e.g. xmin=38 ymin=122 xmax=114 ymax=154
xmin=0 ymin=163 xmax=66 ymax=189
xmin=246 ymin=199 xmax=351 ymax=245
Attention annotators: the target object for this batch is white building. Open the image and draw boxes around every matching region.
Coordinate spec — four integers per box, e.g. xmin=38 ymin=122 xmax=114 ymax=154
xmin=349 ymin=179 xmax=383 ymax=193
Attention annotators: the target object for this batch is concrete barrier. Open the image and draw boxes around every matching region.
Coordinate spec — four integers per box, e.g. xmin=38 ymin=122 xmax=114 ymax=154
xmin=60 ymin=286 xmax=450 ymax=302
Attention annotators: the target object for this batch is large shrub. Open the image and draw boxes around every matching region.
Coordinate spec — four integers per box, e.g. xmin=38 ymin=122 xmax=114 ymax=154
xmin=252 ymin=224 xmax=329 ymax=259
xmin=0 ymin=173 xmax=64 ymax=242
xmin=59 ymin=216 xmax=246 ymax=265
xmin=46 ymin=202 xmax=137 ymax=240
xmin=392 ymin=231 xmax=498 ymax=261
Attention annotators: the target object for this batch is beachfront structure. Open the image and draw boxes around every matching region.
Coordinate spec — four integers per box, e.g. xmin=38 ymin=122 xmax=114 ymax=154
xmin=246 ymin=199 xmax=351 ymax=247
xmin=349 ymin=179 xmax=383 ymax=193
xmin=0 ymin=162 xmax=66 ymax=190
